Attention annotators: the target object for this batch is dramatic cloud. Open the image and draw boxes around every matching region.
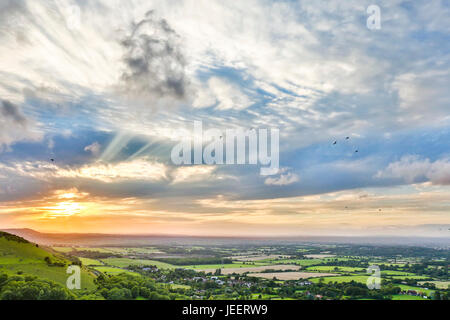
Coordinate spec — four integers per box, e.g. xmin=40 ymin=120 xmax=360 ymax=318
xmin=0 ymin=1 xmax=449 ymax=236
xmin=0 ymin=99 xmax=39 ymax=149
xmin=120 ymin=10 xmax=189 ymax=102
xmin=0 ymin=99 xmax=27 ymax=125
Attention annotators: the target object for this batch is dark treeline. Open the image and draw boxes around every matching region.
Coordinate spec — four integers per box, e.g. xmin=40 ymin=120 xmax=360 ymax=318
xmin=154 ymin=257 xmax=233 ymax=265
xmin=330 ymin=245 xmax=450 ymax=259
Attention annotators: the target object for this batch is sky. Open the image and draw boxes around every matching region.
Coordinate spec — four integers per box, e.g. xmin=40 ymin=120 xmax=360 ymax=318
xmin=0 ymin=0 xmax=449 ymax=237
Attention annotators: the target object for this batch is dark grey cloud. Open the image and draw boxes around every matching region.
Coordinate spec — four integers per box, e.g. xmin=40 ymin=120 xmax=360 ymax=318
xmin=0 ymin=98 xmax=38 ymax=148
xmin=120 ymin=11 xmax=188 ymax=101
xmin=0 ymin=99 xmax=27 ymax=125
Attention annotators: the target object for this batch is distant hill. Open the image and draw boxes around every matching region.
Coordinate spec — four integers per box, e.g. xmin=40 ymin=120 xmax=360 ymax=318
xmin=0 ymin=231 xmax=30 ymax=244
xmin=1 ymin=228 xmax=47 ymax=244
xmin=0 ymin=231 xmax=96 ymax=290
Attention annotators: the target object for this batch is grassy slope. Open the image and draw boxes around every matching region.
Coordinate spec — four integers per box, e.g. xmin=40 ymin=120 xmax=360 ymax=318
xmin=0 ymin=236 xmax=96 ymax=290
xmin=101 ymin=257 xmax=176 ymax=270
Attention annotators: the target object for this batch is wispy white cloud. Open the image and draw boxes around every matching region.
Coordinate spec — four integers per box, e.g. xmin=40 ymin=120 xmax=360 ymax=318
xmin=0 ymin=158 xmax=168 ymax=183
xmin=376 ymin=155 xmax=450 ymax=185
xmin=265 ymin=172 xmax=300 ymax=186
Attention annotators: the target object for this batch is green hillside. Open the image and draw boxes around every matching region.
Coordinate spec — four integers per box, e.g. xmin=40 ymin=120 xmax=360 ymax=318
xmin=0 ymin=232 xmax=96 ymax=290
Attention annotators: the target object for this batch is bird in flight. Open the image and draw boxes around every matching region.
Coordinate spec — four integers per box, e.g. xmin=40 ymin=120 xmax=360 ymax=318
xmin=50 ymin=159 xmax=55 ymax=162
xmin=333 ymin=141 xmax=337 ymax=145
xmin=355 ymin=150 xmax=359 ymax=153
xmin=346 ymin=137 xmax=350 ymax=140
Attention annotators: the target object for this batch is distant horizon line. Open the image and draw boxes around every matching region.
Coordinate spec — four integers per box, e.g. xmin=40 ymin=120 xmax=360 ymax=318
xmin=3 ymin=227 xmax=449 ymax=240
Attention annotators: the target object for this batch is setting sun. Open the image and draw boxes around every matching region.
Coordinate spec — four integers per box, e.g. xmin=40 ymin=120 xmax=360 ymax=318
xmin=41 ymin=201 xmax=83 ymax=218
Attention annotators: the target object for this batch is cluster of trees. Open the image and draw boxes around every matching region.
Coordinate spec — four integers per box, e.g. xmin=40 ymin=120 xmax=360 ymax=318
xmin=95 ymin=273 xmax=186 ymax=300
xmin=276 ymin=280 xmax=402 ymax=300
xmin=0 ymin=271 xmax=192 ymax=301
xmin=322 ymin=259 xmax=370 ymax=268
xmin=0 ymin=273 xmax=74 ymax=300
xmin=72 ymin=251 xmax=118 ymax=259
xmin=403 ymin=261 xmax=449 ymax=279
xmin=154 ymin=257 xmax=232 ymax=266
xmin=44 ymin=256 xmax=67 ymax=267
xmin=332 ymin=245 xmax=450 ymax=260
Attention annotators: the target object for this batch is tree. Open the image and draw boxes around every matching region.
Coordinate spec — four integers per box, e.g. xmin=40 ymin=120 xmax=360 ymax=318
xmin=131 ymin=286 xmax=140 ymax=299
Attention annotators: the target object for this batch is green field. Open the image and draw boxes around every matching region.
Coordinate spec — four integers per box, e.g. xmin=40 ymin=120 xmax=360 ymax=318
xmin=267 ymin=258 xmax=355 ymax=267
xmin=93 ymin=266 xmax=140 ymax=276
xmin=72 ymin=247 xmax=162 ymax=255
xmin=391 ymin=294 xmax=429 ymax=300
xmin=390 ymin=275 xmax=430 ymax=280
xmin=101 ymin=258 xmax=176 ymax=270
xmin=52 ymin=247 xmax=75 ymax=253
xmin=262 ymin=258 xmax=324 ymax=266
xmin=310 ymin=275 xmax=370 ymax=284
xmin=0 ymin=238 xmax=52 ymax=264
xmin=418 ymin=281 xmax=450 ymax=289
xmin=79 ymin=257 xmax=103 ymax=266
xmin=170 ymin=284 xmax=191 ymax=289
xmin=76 ymin=247 xmax=115 ymax=253
xmin=381 ymin=270 xmax=416 ymax=276
xmin=306 ymin=266 xmax=365 ymax=273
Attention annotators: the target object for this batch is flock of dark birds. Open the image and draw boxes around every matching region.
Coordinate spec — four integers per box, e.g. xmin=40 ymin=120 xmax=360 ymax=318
xmin=332 ymin=136 xmax=358 ymax=153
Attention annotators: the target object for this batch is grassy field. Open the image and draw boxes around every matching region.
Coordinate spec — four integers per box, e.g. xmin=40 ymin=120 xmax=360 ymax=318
xmin=249 ymin=272 xmax=337 ymax=280
xmin=52 ymin=247 xmax=75 ymax=253
xmin=260 ymin=258 xmax=325 ymax=266
xmin=304 ymin=254 xmax=336 ymax=259
xmin=390 ymin=275 xmax=430 ymax=280
xmin=0 ymin=238 xmax=52 ymax=264
xmin=93 ymin=266 xmax=140 ymax=276
xmin=310 ymin=275 xmax=370 ymax=284
xmin=381 ymin=270 xmax=416 ymax=276
xmin=79 ymin=257 xmax=103 ymax=266
xmin=76 ymin=247 xmax=115 ymax=253
xmin=306 ymin=266 xmax=365 ymax=273
xmin=418 ymin=281 xmax=450 ymax=289
xmin=170 ymin=284 xmax=191 ymax=289
xmin=101 ymin=257 xmax=176 ymax=269
xmin=391 ymin=294 xmax=429 ymax=300
xmin=69 ymin=247 xmax=163 ymax=255
xmin=0 ymin=237 xmax=96 ymax=290
xmin=266 ymin=258 xmax=355 ymax=266
xmin=232 ymin=255 xmax=291 ymax=261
